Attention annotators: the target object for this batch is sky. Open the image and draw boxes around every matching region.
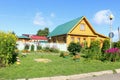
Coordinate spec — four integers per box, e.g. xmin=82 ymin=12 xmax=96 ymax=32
xmin=0 ymin=0 xmax=120 ymax=41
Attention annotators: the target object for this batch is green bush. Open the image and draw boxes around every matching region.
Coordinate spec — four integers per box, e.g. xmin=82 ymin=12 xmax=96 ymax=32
xmin=113 ymin=41 xmax=120 ymax=48
xmin=37 ymin=45 xmax=42 ymax=50
xmin=104 ymin=48 xmax=120 ymax=62
xmin=31 ymin=44 xmax=34 ymax=51
xmin=43 ymin=46 xmax=59 ymax=53
xmin=67 ymin=42 xmax=82 ymax=55
xmin=100 ymin=39 xmax=110 ymax=61
xmin=101 ymin=39 xmax=110 ymax=53
xmin=43 ymin=47 xmax=50 ymax=52
xmin=88 ymin=40 xmax=101 ymax=59
xmin=24 ymin=44 xmax=29 ymax=50
xmin=80 ymin=41 xmax=88 ymax=54
xmin=49 ymin=47 xmax=59 ymax=53
xmin=0 ymin=31 xmax=17 ymax=67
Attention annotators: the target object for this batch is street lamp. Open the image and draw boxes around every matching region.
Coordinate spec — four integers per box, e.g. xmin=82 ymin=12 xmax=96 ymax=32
xmin=109 ymin=14 xmax=114 ymax=48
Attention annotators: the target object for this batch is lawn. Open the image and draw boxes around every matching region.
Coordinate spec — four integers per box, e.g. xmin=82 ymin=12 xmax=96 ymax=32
xmin=0 ymin=52 xmax=120 ymax=79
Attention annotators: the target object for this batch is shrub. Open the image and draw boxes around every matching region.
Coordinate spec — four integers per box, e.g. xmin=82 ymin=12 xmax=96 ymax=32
xmin=101 ymin=39 xmax=110 ymax=53
xmin=37 ymin=45 xmax=42 ymax=50
xmin=31 ymin=44 xmax=34 ymax=51
xmin=67 ymin=42 xmax=82 ymax=55
xmin=80 ymin=41 xmax=88 ymax=54
xmin=43 ymin=47 xmax=50 ymax=52
xmin=104 ymin=48 xmax=120 ymax=62
xmin=49 ymin=47 xmax=59 ymax=53
xmin=88 ymin=40 xmax=101 ymax=59
xmin=24 ymin=44 xmax=29 ymax=50
xmin=100 ymin=39 xmax=110 ymax=61
xmin=0 ymin=31 xmax=17 ymax=67
xmin=113 ymin=41 xmax=120 ymax=48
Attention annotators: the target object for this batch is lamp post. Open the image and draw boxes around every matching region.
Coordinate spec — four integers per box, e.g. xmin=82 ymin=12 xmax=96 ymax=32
xmin=109 ymin=14 xmax=114 ymax=48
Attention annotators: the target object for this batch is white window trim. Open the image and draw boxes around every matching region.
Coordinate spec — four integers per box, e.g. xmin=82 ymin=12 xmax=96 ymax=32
xmin=80 ymin=24 xmax=85 ymax=30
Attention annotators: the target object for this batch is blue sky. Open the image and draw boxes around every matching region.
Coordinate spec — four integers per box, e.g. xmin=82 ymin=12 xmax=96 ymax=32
xmin=0 ymin=0 xmax=120 ymax=41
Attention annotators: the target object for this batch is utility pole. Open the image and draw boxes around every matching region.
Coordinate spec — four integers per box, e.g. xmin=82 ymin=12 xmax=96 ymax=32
xmin=109 ymin=14 xmax=114 ymax=48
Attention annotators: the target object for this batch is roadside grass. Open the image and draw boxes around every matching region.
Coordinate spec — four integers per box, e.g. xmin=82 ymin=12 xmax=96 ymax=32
xmin=0 ymin=52 xmax=120 ymax=79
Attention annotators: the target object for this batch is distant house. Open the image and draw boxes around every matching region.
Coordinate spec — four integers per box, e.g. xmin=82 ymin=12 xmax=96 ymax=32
xmin=18 ymin=35 xmax=30 ymax=42
xmin=17 ymin=34 xmax=48 ymax=50
xmin=30 ymin=35 xmax=48 ymax=43
xmin=22 ymin=34 xmax=48 ymax=43
xmin=48 ymin=16 xmax=109 ymax=47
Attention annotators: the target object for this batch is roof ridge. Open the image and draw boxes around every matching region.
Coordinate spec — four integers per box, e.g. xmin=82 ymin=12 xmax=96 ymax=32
xmin=58 ymin=16 xmax=83 ymax=27
xmin=48 ymin=16 xmax=83 ymax=37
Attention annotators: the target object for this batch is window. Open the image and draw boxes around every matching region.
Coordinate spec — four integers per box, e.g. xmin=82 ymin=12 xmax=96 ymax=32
xmin=77 ymin=38 xmax=80 ymax=42
xmin=53 ymin=38 xmax=56 ymax=43
xmin=63 ymin=37 xmax=66 ymax=43
xmin=91 ymin=38 xmax=95 ymax=41
xmin=83 ymin=38 xmax=86 ymax=41
xmin=80 ymin=24 xmax=85 ymax=30
xmin=71 ymin=37 xmax=74 ymax=42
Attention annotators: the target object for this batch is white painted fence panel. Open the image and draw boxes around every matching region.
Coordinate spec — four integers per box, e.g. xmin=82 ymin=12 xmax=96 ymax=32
xmin=16 ymin=41 xmax=67 ymax=51
xmin=40 ymin=43 xmax=67 ymax=51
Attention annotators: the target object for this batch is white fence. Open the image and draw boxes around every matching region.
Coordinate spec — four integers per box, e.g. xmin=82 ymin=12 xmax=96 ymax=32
xmin=16 ymin=41 xmax=67 ymax=51
xmin=40 ymin=43 xmax=67 ymax=51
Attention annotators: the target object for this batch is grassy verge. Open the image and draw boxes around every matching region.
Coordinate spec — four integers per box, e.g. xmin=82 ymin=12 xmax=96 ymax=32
xmin=0 ymin=52 xmax=120 ymax=79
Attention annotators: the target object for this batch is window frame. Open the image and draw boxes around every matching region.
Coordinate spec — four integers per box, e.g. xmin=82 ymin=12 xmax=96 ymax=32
xmin=80 ymin=24 xmax=85 ymax=31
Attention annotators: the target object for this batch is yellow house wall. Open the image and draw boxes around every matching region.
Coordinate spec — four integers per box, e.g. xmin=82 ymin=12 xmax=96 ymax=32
xmin=67 ymin=35 xmax=106 ymax=47
xmin=50 ymin=35 xmax=66 ymax=43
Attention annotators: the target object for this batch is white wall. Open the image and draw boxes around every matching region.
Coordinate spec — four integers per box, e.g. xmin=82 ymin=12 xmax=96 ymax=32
xmin=16 ymin=41 xmax=67 ymax=51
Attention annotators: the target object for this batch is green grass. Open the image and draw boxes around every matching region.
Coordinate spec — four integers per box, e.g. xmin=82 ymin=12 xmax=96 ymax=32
xmin=0 ymin=52 xmax=120 ymax=79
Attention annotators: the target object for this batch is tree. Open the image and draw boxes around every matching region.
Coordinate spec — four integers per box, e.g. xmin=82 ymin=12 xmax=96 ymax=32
xmin=37 ymin=27 xmax=49 ymax=36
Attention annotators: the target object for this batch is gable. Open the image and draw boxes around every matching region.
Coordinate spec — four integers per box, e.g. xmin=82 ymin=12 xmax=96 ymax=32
xmin=68 ymin=18 xmax=96 ymax=36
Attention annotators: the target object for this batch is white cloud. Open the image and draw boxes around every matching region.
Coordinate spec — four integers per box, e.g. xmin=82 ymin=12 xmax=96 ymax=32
xmin=93 ymin=10 xmax=114 ymax=25
xmin=33 ymin=12 xmax=53 ymax=27
xmin=50 ymin=13 xmax=55 ymax=18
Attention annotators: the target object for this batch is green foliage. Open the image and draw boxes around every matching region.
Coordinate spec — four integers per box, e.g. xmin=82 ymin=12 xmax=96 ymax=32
xmin=100 ymin=39 xmax=110 ymax=61
xmin=37 ymin=45 xmax=42 ymax=50
xmin=0 ymin=31 xmax=17 ymax=67
xmin=101 ymin=39 xmax=110 ymax=53
xmin=113 ymin=41 xmax=120 ymax=48
xmin=43 ymin=47 xmax=50 ymax=52
xmin=24 ymin=44 xmax=29 ymax=50
xmin=67 ymin=42 xmax=82 ymax=55
xmin=80 ymin=41 xmax=88 ymax=54
xmin=87 ymin=40 xmax=101 ymax=60
xmin=37 ymin=27 xmax=49 ymax=36
xmin=49 ymin=47 xmax=59 ymax=53
xmin=43 ymin=46 xmax=59 ymax=53
xmin=90 ymin=40 xmax=100 ymax=51
xmin=103 ymin=48 xmax=120 ymax=62
xmin=31 ymin=45 xmax=34 ymax=51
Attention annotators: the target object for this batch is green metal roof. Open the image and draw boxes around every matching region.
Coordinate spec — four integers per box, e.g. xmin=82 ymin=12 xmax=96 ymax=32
xmin=48 ymin=16 xmax=84 ymax=37
xmin=18 ymin=35 xmax=30 ymax=39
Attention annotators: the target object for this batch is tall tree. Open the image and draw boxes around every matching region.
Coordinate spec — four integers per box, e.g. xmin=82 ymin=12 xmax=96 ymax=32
xmin=37 ymin=27 xmax=49 ymax=36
